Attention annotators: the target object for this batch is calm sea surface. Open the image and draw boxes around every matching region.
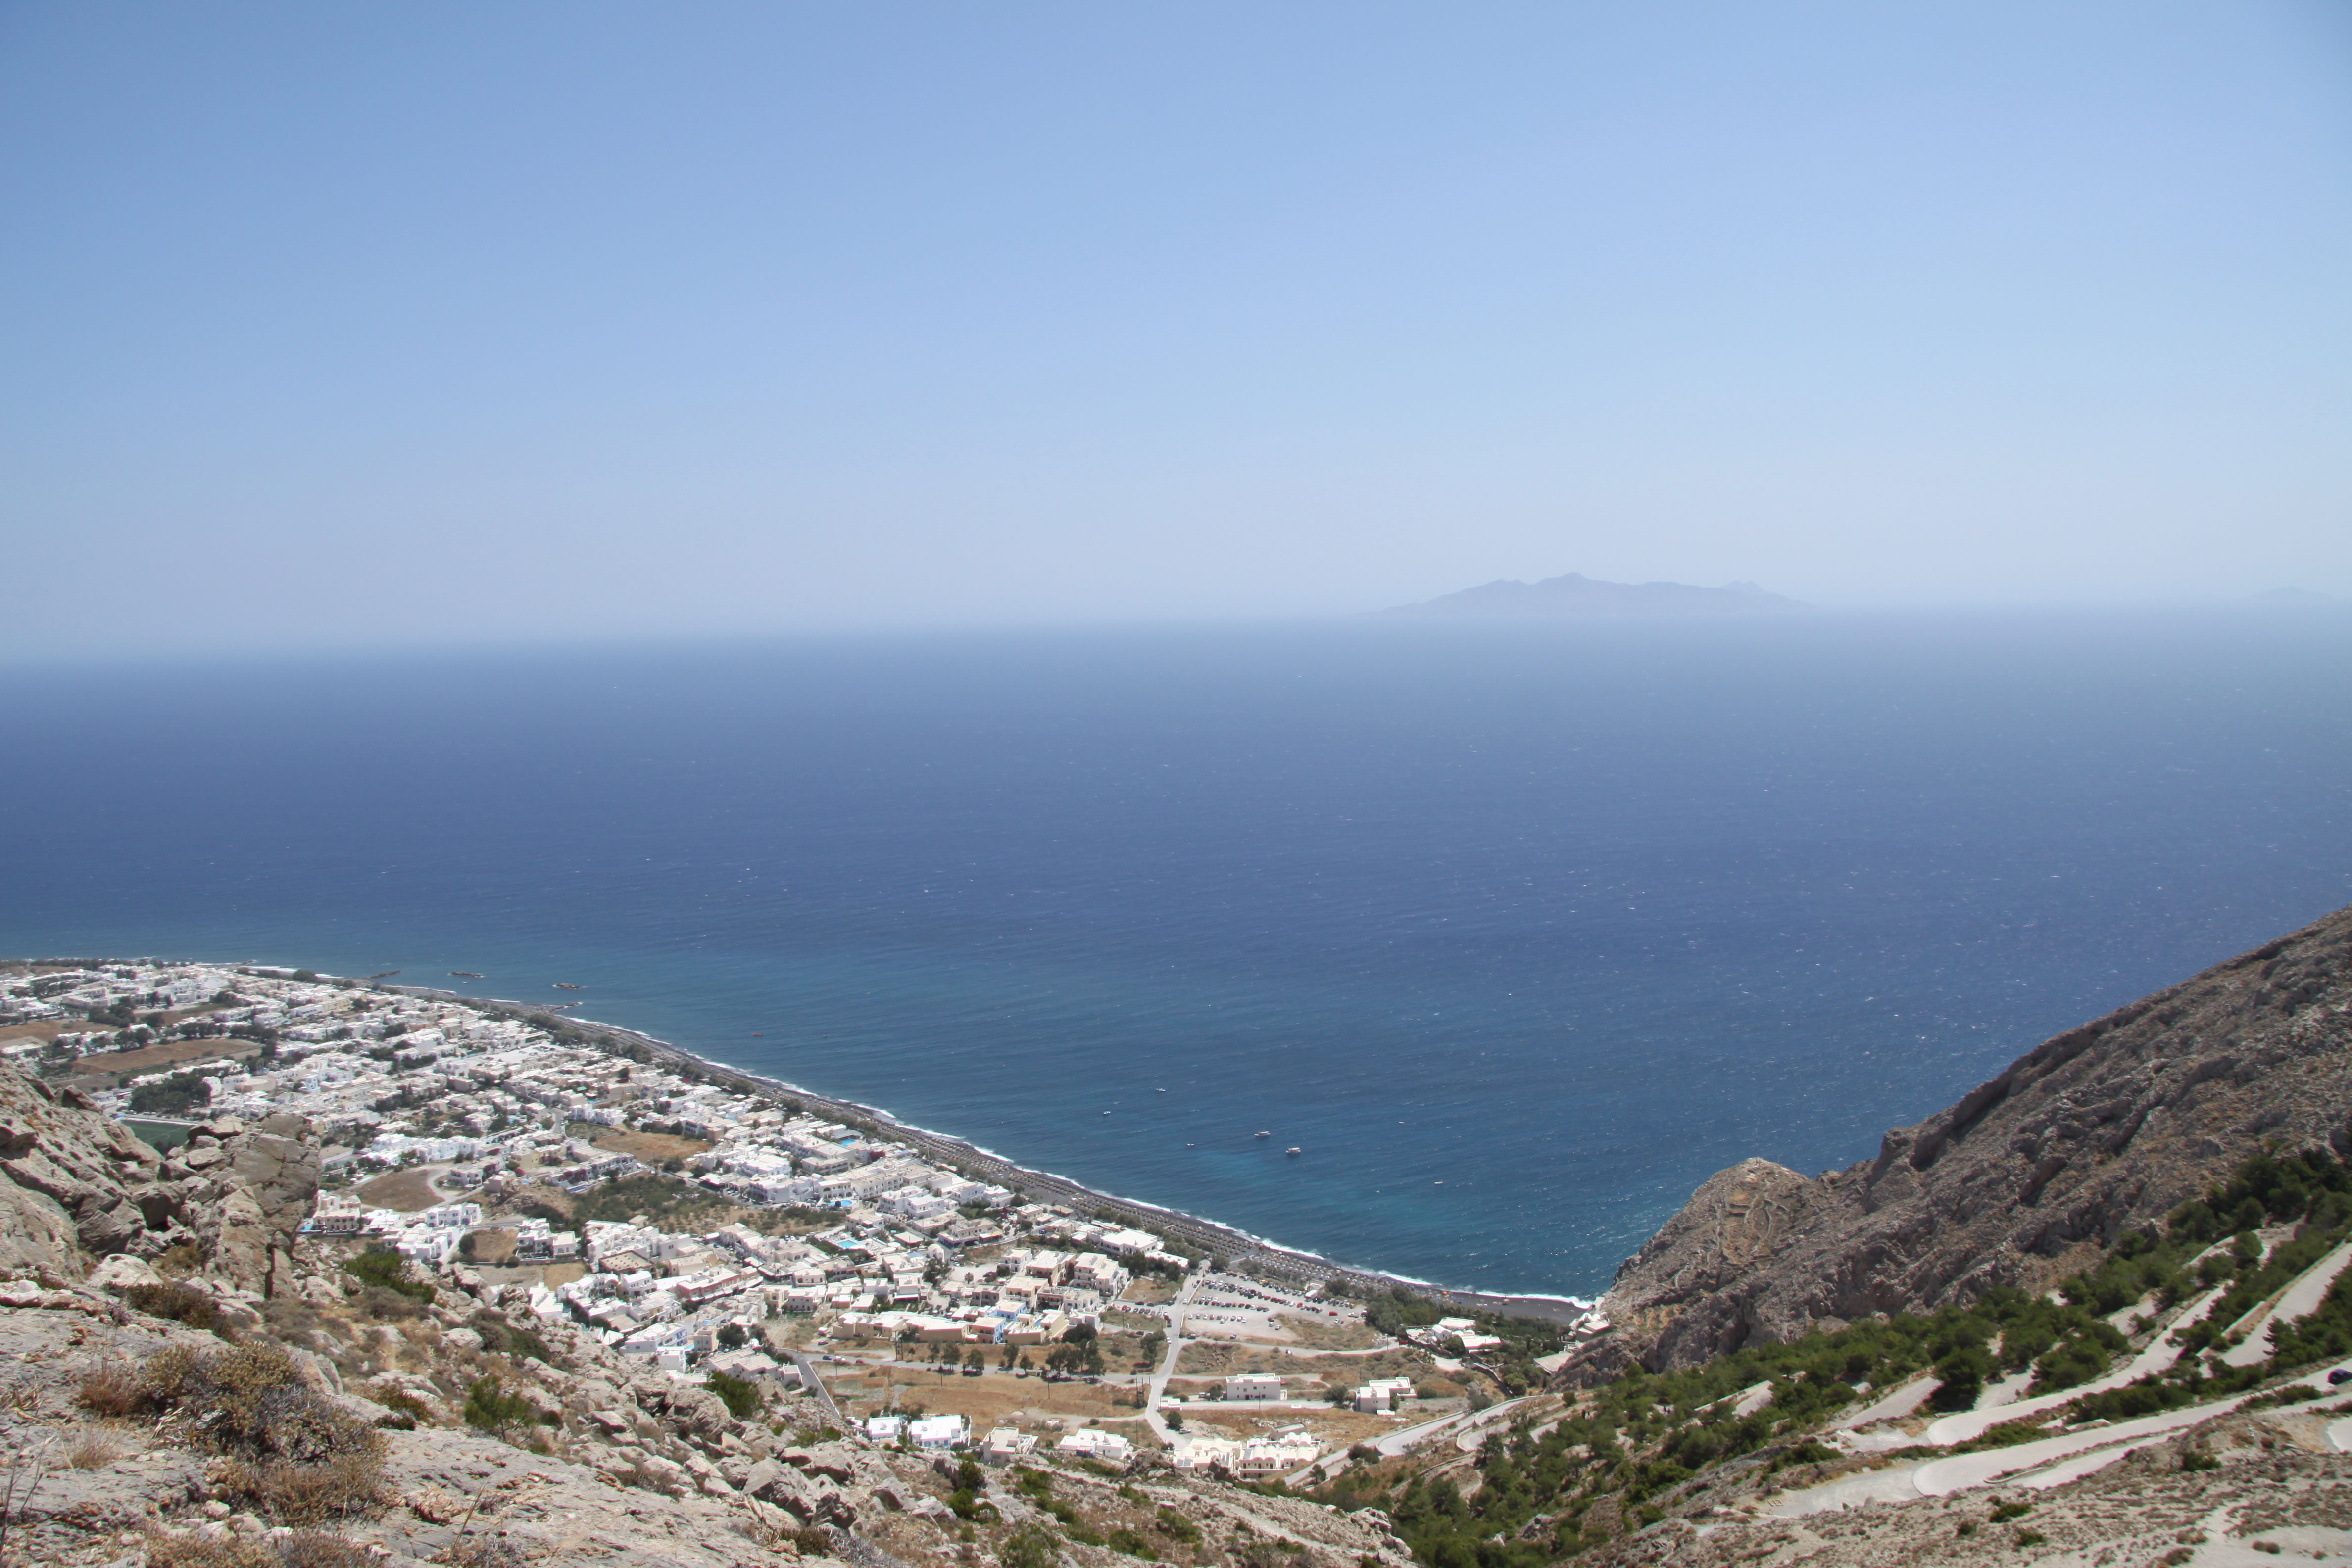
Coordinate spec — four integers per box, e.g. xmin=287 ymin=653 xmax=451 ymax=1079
xmin=6 ymin=614 xmax=2350 ymax=1295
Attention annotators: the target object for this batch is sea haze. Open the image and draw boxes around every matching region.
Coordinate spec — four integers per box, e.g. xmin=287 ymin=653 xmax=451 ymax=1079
xmin=6 ymin=613 xmax=2350 ymax=1295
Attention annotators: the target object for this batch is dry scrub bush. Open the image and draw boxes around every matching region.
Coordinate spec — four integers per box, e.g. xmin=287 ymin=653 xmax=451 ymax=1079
xmin=435 ymin=1534 xmax=535 ymax=1568
xmin=139 ymin=1343 xmax=388 ymax=1525
xmin=127 ymin=1281 xmax=233 ymax=1337
xmin=66 ymin=1429 xmax=123 ymax=1469
xmin=79 ymin=1362 xmax=145 ymax=1418
xmin=144 ymin=1527 xmax=376 ymax=1568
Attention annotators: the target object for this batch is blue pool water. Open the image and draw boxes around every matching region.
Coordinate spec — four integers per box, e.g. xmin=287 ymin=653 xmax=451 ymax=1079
xmin=5 ymin=612 xmax=2349 ymax=1295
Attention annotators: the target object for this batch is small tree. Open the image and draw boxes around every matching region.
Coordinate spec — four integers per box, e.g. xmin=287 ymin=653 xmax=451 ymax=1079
xmin=706 ymin=1369 xmax=763 ymax=1420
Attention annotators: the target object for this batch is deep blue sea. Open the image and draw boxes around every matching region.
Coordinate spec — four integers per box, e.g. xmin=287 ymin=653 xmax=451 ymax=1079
xmin=6 ymin=613 xmax=2351 ymax=1296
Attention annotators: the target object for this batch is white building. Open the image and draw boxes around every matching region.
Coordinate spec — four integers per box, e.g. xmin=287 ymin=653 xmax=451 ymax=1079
xmin=1055 ymin=1428 xmax=1133 ymax=1464
xmin=908 ymin=1414 xmax=969 ymax=1451
xmin=982 ymin=1428 xmax=1038 ymax=1464
xmin=1225 ymin=1373 xmax=1284 ymax=1402
xmin=1235 ymin=1435 xmax=1319 ymax=1477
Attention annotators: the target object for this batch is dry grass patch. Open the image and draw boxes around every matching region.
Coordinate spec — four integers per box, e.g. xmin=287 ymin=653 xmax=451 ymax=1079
xmin=68 ymin=1037 xmax=263 ymax=1078
xmin=145 ymin=1528 xmax=377 ymax=1568
xmin=80 ymin=1361 xmax=147 ymax=1417
xmin=66 ymin=1428 xmax=124 ymax=1469
xmin=584 ymin=1127 xmax=713 ymax=1163
xmin=461 ymin=1228 xmax=518 ymax=1265
xmin=356 ymin=1168 xmax=443 ymax=1212
xmin=830 ymin=1367 xmax=1151 ymax=1429
xmin=1275 ymin=1314 xmax=1381 ymax=1351
xmin=1121 ymin=1276 xmax=1181 ymax=1306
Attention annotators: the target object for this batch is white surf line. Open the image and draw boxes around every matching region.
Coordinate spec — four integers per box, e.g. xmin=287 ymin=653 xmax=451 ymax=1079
xmin=1919 ymin=1285 xmax=2227 ymax=1447
xmin=2218 ymin=1239 xmax=2352 ymax=1368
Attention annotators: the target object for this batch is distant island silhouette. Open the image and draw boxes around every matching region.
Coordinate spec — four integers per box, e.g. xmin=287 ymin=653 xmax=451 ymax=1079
xmin=1383 ymin=572 xmax=1808 ymax=616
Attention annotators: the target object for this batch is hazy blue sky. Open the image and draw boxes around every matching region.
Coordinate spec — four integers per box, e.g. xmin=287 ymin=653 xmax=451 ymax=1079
xmin=4 ymin=2 xmax=2348 ymax=657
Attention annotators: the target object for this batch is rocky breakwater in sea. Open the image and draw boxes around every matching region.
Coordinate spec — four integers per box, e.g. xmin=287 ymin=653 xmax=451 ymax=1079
xmin=1562 ymin=901 xmax=2352 ymax=1382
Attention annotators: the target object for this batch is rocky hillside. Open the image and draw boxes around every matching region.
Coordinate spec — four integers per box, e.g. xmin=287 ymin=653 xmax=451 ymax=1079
xmin=1564 ymin=901 xmax=2352 ymax=1381
xmin=0 ymin=1062 xmax=1413 ymax=1568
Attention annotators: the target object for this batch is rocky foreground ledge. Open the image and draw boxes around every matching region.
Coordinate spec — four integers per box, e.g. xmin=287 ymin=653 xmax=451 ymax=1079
xmin=0 ymin=1062 xmax=1412 ymax=1568
xmin=1562 ymin=902 xmax=2352 ymax=1381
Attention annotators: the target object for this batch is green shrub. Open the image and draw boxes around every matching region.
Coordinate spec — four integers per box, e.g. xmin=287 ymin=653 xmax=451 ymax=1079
xmin=997 ymin=1523 xmax=1061 ymax=1568
xmin=463 ymin=1374 xmax=541 ymax=1432
xmin=124 ymin=1281 xmax=231 ymax=1338
xmin=342 ymin=1247 xmax=434 ymax=1304
xmin=467 ymin=1309 xmax=556 ymax=1365
xmin=705 ymin=1369 xmax=762 ymax=1420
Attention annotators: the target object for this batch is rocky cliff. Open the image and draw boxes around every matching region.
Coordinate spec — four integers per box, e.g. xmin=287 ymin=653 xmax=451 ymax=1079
xmin=0 ymin=1067 xmax=317 ymax=1297
xmin=1563 ymin=901 xmax=2352 ymax=1382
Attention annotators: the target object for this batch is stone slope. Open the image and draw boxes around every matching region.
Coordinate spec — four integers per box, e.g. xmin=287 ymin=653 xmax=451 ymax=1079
xmin=0 ymin=1060 xmax=319 ymax=1299
xmin=1566 ymin=901 xmax=2352 ymax=1381
xmin=0 ymin=1057 xmax=1414 ymax=1568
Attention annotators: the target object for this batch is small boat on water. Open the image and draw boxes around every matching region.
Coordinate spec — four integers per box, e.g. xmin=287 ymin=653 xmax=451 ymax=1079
xmin=552 ymin=982 xmax=585 ymax=990
xmin=1254 ymin=1130 xmax=1270 ymax=1139
xmin=449 ymin=971 xmax=483 ymax=979
xmin=1285 ymin=1147 xmax=1301 ymax=1157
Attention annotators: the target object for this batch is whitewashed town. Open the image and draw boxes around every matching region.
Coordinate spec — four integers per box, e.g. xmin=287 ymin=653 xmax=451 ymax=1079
xmin=4 ymin=958 xmax=1579 ymax=1487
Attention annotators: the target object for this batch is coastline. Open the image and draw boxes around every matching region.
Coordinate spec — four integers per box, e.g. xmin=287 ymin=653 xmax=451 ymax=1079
xmin=383 ymin=979 xmax=1596 ymax=1325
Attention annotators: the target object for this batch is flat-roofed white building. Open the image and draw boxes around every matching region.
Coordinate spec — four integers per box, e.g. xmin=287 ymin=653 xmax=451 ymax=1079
xmin=1225 ymin=1372 xmax=1284 ymax=1402
xmin=1056 ymin=1428 xmax=1133 ymax=1463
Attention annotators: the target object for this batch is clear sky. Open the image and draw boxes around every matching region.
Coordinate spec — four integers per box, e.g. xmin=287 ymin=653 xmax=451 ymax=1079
xmin=4 ymin=2 xmax=2348 ymax=657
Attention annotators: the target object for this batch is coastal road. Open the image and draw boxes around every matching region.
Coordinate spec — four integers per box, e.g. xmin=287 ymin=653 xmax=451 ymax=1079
xmin=1772 ymin=1361 xmax=2352 ymax=1518
xmin=785 ymin=1350 xmax=852 ymax=1433
xmin=2218 ymin=1240 xmax=2352 ymax=1368
xmin=1143 ymin=1272 xmax=1200 ymax=1448
xmin=1919 ymin=1285 xmax=2228 ymax=1447
xmin=1298 ymin=1394 xmax=1544 ymax=1484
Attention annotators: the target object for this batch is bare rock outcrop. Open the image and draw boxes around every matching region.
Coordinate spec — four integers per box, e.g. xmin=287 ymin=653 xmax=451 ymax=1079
xmin=0 ymin=1063 xmax=320 ymax=1295
xmin=0 ymin=1070 xmax=163 ymax=1272
xmin=1565 ymin=901 xmax=2352 ymax=1381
